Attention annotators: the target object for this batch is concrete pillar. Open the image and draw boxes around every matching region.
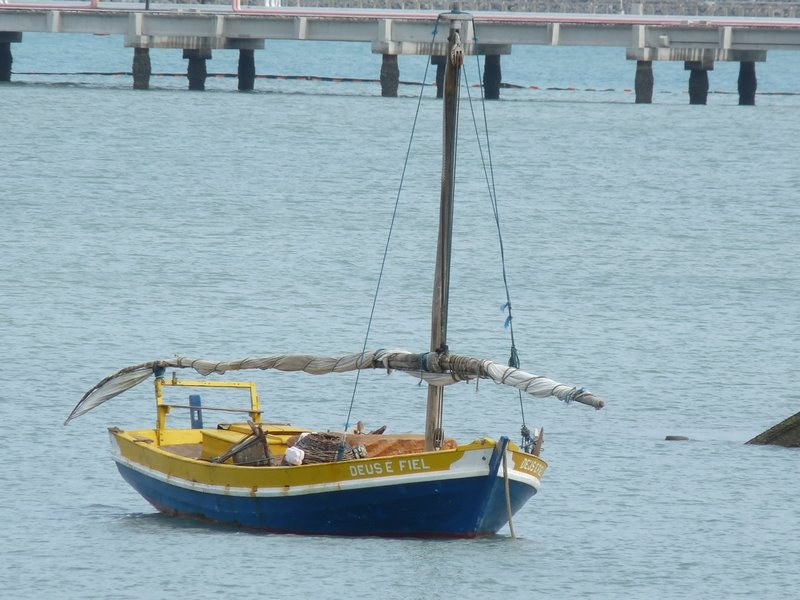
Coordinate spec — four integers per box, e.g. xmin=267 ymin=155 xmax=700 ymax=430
xmin=685 ymin=61 xmax=712 ymax=105
xmin=132 ymin=47 xmax=151 ymax=90
xmin=380 ymin=54 xmax=399 ymax=98
xmin=483 ymin=54 xmax=501 ymax=100
xmin=0 ymin=33 xmax=21 ymax=82
xmin=238 ymin=49 xmax=256 ymax=91
xmin=0 ymin=42 xmax=11 ymax=82
xmin=634 ymin=60 xmax=653 ymax=104
xmin=183 ymin=49 xmax=211 ymax=91
xmin=738 ymin=61 xmax=757 ymax=106
xmin=432 ymin=55 xmax=445 ymax=99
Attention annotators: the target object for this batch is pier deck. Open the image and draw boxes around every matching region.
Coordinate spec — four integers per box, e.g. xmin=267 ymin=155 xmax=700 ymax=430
xmin=1 ymin=3 xmax=799 ymax=101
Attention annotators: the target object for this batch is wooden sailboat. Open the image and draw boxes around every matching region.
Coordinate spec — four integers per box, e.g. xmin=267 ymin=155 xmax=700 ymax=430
xmin=66 ymin=9 xmax=604 ymax=538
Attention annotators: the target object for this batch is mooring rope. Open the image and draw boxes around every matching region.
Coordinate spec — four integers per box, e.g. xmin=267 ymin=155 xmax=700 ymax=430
xmin=502 ymin=448 xmax=516 ymax=539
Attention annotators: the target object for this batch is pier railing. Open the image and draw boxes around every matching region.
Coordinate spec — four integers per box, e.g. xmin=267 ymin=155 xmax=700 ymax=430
xmin=279 ymin=1 xmax=800 ymax=17
xmin=2 ymin=0 xmax=799 ymax=17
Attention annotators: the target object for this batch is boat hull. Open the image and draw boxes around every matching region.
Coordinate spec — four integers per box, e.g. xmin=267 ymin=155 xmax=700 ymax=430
xmin=111 ymin=430 xmax=545 ymax=538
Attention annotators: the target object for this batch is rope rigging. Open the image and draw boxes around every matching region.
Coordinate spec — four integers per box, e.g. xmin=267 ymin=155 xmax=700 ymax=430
xmin=466 ymin=22 xmax=535 ymax=453
xmin=343 ymin=14 xmax=542 ymax=457
xmin=340 ymin=18 xmax=443 ymax=450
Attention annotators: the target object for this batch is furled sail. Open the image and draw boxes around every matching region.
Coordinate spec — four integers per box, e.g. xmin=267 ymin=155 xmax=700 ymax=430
xmin=65 ymin=349 xmax=605 ymax=424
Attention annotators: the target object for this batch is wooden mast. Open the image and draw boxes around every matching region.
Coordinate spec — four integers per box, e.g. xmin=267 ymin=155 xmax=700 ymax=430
xmin=425 ymin=9 xmax=465 ymax=451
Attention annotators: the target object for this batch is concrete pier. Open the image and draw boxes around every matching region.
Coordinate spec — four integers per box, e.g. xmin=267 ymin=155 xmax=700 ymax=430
xmin=483 ymin=54 xmax=501 ymax=100
xmin=380 ymin=54 xmax=399 ymax=97
xmin=0 ymin=41 xmax=10 ymax=82
xmin=0 ymin=8 xmax=796 ymax=101
xmin=184 ymin=49 xmax=210 ymax=91
xmin=634 ymin=60 xmax=653 ymax=104
xmin=738 ymin=61 xmax=757 ymax=105
xmin=686 ymin=61 xmax=711 ymax=105
xmin=0 ymin=32 xmax=22 ymax=82
xmin=132 ymin=47 xmax=151 ymax=90
xmin=238 ymin=49 xmax=256 ymax=92
xmin=432 ymin=55 xmax=445 ymax=99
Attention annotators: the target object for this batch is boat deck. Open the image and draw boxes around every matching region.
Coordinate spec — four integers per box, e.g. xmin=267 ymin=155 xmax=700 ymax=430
xmin=157 ymin=431 xmax=459 ymax=466
xmin=161 ymin=443 xmax=203 ymax=459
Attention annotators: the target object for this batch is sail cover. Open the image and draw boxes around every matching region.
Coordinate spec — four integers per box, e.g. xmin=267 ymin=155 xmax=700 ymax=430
xmin=65 ymin=349 xmax=604 ymax=424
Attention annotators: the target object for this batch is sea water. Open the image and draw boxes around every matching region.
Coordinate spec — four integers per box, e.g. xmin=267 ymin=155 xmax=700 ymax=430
xmin=1 ymin=32 xmax=799 ymax=599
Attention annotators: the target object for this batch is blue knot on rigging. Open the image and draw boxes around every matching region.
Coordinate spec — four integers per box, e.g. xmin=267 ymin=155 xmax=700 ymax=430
xmin=564 ymin=387 xmax=585 ymax=404
xmin=508 ymin=345 xmax=520 ymax=369
xmin=153 ymin=365 xmax=166 ymax=378
xmin=501 ymin=302 xmax=514 ymax=328
xmin=419 ymin=352 xmax=429 ymax=372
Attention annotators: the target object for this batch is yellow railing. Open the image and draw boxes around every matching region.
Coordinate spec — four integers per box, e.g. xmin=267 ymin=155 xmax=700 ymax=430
xmin=154 ymin=372 xmax=261 ymax=443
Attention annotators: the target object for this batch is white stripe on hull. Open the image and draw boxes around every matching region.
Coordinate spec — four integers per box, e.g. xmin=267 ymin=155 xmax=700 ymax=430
xmin=111 ymin=437 xmax=541 ymax=498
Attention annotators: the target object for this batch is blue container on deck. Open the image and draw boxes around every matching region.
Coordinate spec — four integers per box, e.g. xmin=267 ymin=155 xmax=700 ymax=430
xmin=189 ymin=394 xmax=203 ymax=429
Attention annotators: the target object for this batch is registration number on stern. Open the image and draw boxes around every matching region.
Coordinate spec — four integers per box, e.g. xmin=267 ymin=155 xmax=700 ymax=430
xmin=518 ymin=457 xmax=546 ymax=478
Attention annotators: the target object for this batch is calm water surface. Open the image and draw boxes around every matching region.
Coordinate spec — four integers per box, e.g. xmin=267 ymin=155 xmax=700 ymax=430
xmin=1 ymin=33 xmax=799 ymax=599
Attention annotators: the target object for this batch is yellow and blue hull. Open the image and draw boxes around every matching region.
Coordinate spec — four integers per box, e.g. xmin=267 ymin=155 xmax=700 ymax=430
xmin=110 ymin=429 xmax=546 ymax=537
